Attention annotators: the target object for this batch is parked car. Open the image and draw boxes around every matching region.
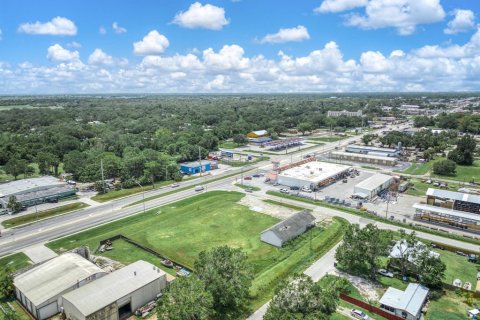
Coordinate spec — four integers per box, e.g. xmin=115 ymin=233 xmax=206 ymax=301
xmin=171 ymin=183 xmax=180 ymax=188
xmin=290 ymin=186 xmax=300 ymax=190
xmin=350 ymin=309 xmax=370 ymax=320
xmin=378 ymin=269 xmax=394 ymax=278
xmin=280 ymin=188 xmax=290 ymax=194
xmin=244 ymin=176 xmax=252 ymax=180
xmin=194 ymin=186 xmax=204 ymax=192
xmin=302 ymin=187 xmax=312 ymax=193
xmin=273 ymin=182 xmax=279 ymax=186
xmin=252 ymin=174 xmax=260 ymax=178
xmin=245 ymin=188 xmax=253 ymax=193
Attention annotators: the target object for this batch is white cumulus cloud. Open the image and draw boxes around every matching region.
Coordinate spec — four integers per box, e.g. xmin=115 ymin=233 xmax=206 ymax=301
xmin=203 ymin=44 xmax=249 ymax=70
xmin=315 ymin=0 xmax=368 ymax=13
xmin=259 ymin=26 xmax=310 ymax=44
xmin=18 ymin=16 xmax=77 ymax=36
xmin=67 ymin=41 xmax=82 ymax=48
xmin=88 ymin=49 xmax=114 ymax=65
xmin=112 ymin=22 xmax=127 ymax=34
xmin=99 ymin=26 xmax=107 ymax=35
xmin=444 ymin=9 xmax=475 ymax=34
xmin=173 ymin=2 xmax=229 ymax=30
xmin=133 ymin=30 xmax=169 ymax=55
xmin=337 ymin=0 xmax=446 ymax=35
xmin=47 ymin=44 xmax=79 ymax=62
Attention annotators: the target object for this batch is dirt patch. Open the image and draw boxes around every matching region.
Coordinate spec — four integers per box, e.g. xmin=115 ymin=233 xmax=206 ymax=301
xmin=333 ymin=270 xmax=381 ymax=301
xmin=238 ymin=195 xmax=297 ymax=219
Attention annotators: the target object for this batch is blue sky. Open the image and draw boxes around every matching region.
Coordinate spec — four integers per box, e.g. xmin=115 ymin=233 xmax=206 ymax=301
xmin=0 ymin=0 xmax=479 ymax=93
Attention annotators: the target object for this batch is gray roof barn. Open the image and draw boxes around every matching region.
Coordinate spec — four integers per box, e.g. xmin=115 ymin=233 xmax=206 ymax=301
xmin=260 ymin=210 xmax=316 ymax=247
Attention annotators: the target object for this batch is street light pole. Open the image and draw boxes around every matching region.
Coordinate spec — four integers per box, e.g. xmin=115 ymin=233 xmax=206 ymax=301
xmin=135 ymin=181 xmax=146 ymax=214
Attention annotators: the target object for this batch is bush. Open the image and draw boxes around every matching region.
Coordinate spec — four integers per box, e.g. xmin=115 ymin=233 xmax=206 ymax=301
xmin=433 ymin=159 xmax=456 ymax=176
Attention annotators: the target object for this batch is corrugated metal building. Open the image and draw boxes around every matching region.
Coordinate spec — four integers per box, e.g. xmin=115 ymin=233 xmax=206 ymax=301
xmin=330 ymin=151 xmax=398 ymax=166
xmin=353 ymin=173 xmax=394 ymax=199
xmin=0 ymin=176 xmax=76 ymax=209
xmin=62 ymin=260 xmax=167 ymax=320
xmin=260 ymin=211 xmax=316 ymax=247
xmin=277 ymin=161 xmax=351 ymax=189
xmin=345 ymin=145 xmax=400 ymax=157
xmin=14 ymin=253 xmax=106 ymax=320
xmin=179 ymin=161 xmax=212 ymax=174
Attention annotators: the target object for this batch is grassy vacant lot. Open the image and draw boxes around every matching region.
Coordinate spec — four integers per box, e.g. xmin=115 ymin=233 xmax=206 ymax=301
xmin=437 ymin=249 xmax=479 ymax=286
xmin=262 ymin=199 xmax=306 ymax=211
xmin=91 ymin=180 xmax=175 ymax=202
xmin=219 ymin=141 xmax=243 ymax=149
xmin=0 ymin=253 xmax=32 ymax=320
xmin=48 ymin=191 xmax=346 ymax=311
xmin=308 ymin=136 xmax=346 ymax=143
xmin=1 ymin=202 xmax=89 ymax=228
xmin=405 ymin=178 xmax=462 ymax=197
xmin=432 ymin=159 xmax=480 ymax=183
xmin=426 ymin=289 xmax=479 ymax=320
xmin=401 ymin=161 xmax=434 ymax=175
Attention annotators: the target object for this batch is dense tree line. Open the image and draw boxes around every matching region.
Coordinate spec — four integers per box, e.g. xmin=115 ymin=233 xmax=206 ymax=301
xmin=414 ymin=112 xmax=480 ymax=134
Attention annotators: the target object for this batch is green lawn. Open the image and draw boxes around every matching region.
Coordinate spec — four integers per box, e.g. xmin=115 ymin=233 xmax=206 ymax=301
xmin=262 ymin=199 xmax=306 ymax=211
xmin=91 ymin=180 xmax=174 ymax=202
xmin=0 ymin=162 xmax=64 ymax=182
xmin=220 ymin=156 xmax=269 ymax=167
xmin=437 ymin=249 xmax=479 ymax=286
xmin=1 ymin=202 xmax=89 ymax=228
xmin=47 ymin=191 xmax=346 ymax=312
xmin=426 ymin=289 xmax=479 ymax=320
xmin=401 ymin=161 xmax=434 ymax=175
xmin=432 ymin=160 xmax=480 ymax=183
xmin=219 ymin=141 xmax=243 ymax=149
xmin=405 ymin=178 xmax=462 ymax=197
xmin=234 ymin=183 xmax=260 ymax=191
xmin=0 ymin=253 xmax=32 ymax=320
xmin=308 ymin=136 xmax=346 ymax=142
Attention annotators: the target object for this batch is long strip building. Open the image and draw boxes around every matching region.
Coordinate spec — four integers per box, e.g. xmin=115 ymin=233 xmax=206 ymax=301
xmin=413 ymin=188 xmax=480 ymax=232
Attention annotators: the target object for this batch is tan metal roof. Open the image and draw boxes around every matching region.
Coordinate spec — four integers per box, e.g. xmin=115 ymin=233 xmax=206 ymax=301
xmin=62 ymin=260 xmax=165 ymax=316
xmin=14 ymin=253 xmax=105 ymax=307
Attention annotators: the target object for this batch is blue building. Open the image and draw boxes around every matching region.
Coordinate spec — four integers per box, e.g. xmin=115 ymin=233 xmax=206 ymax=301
xmin=179 ymin=161 xmax=212 ymax=175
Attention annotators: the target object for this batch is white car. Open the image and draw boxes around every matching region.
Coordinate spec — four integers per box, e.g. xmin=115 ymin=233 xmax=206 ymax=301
xmin=194 ymin=186 xmax=204 ymax=192
xmin=302 ymin=187 xmax=312 ymax=193
xmin=350 ymin=309 xmax=370 ymax=320
xmin=378 ymin=269 xmax=394 ymax=278
xmin=280 ymin=188 xmax=290 ymax=194
xmin=171 ymin=183 xmax=180 ymax=188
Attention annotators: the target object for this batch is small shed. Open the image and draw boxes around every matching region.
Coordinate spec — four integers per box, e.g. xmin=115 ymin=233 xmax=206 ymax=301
xmin=62 ymin=260 xmax=167 ymax=320
xmin=353 ymin=173 xmax=394 ymax=199
xmin=260 ymin=211 xmax=316 ymax=247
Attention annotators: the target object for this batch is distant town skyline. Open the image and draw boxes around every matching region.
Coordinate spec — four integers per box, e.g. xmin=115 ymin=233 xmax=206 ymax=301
xmin=0 ymin=0 xmax=479 ymax=93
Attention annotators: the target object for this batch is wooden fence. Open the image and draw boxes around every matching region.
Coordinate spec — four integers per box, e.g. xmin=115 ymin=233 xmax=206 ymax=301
xmin=340 ymin=293 xmax=404 ymax=320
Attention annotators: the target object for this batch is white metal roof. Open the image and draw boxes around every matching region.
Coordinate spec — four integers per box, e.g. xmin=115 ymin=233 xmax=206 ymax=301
xmin=0 ymin=176 xmax=64 ymax=198
xmin=379 ymin=283 xmax=429 ymax=317
xmin=252 ymin=130 xmax=268 ymax=136
xmin=426 ymin=188 xmax=480 ymax=205
xmin=278 ymin=161 xmax=351 ymax=184
xmin=347 ymin=144 xmax=398 ymax=153
xmin=260 ymin=210 xmax=315 ymax=243
xmin=62 ymin=260 xmax=165 ymax=316
xmin=14 ymin=253 xmax=105 ymax=307
xmin=331 ymin=151 xmax=397 ymax=162
xmin=354 ymin=173 xmax=393 ymax=192
xmin=389 ymin=239 xmax=440 ymax=263
xmin=413 ymin=203 xmax=480 ymax=222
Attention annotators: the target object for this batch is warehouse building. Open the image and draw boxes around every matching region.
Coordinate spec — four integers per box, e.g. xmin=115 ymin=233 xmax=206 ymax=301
xmin=0 ymin=176 xmax=76 ymax=209
xmin=330 ymin=151 xmax=398 ymax=166
xmin=353 ymin=173 xmax=394 ymax=199
xmin=260 ymin=211 xmax=316 ymax=247
xmin=412 ymin=188 xmax=480 ymax=232
xmin=277 ymin=161 xmax=351 ymax=190
xmin=246 ymin=130 xmax=271 ymax=144
xmin=345 ymin=145 xmax=400 ymax=158
xmin=179 ymin=160 xmax=213 ymax=175
xmin=14 ymin=253 xmax=106 ymax=320
xmin=62 ymin=260 xmax=167 ymax=320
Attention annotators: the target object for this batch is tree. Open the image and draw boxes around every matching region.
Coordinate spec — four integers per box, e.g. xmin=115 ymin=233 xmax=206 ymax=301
xmin=194 ymin=246 xmax=253 ymax=319
xmin=395 ymin=230 xmax=418 ymax=277
xmin=361 ymin=134 xmax=375 ymax=146
xmin=157 ymin=276 xmax=213 ymax=320
xmin=413 ymin=244 xmax=446 ymax=289
xmin=432 ymin=159 xmax=456 ymax=175
xmin=297 ymin=122 xmax=313 ymax=136
xmin=448 ymin=134 xmax=476 ymax=165
xmin=0 ymin=268 xmax=14 ymax=299
xmin=335 ymin=224 xmax=392 ymax=279
xmin=36 ymin=151 xmax=60 ymax=175
xmin=232 ymin=134 xmax=248 ymax=146
xmin=4 ymin=158 xmax=28 ymax=180
xmin=264 ymin=274 xmax=341 ymax=320
xmin=7 ymin=196 xmax=22 ymax=213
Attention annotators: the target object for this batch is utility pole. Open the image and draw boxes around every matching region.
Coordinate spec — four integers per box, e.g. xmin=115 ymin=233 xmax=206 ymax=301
xmin=135 ymin=181 xmax=146 ymax=215
xmin=165 ymin=165 xmax=168 ymax=181
xmin=100 ymin=159 xmax=105 ymax=194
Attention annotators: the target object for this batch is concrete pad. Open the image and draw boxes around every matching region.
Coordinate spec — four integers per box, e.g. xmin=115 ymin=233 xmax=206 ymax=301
xmin=23 ymin=245 xmax=58 ymax=264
